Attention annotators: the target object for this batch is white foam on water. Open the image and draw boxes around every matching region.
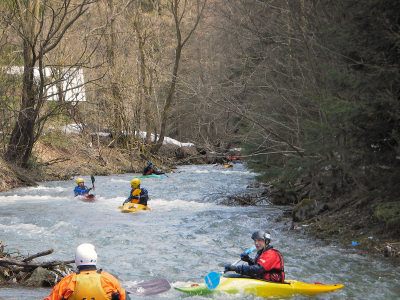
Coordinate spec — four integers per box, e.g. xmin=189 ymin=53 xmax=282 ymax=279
xmin=24 ymin=185 xmax=67 ymax=192
xmin=48 ymin=221 xmax=74 ymax=233
xmin=150 ymin=198 xmax=213 ymax=210
xmin=219 ymin=169 xmax=254 ymax=175
xmin=0 ymin=222 xmax=45 ymax=234
xmin=193 ymin=170 xmax=210 ymax=174
xmin=109 ymin=178 xmax=131 ymax=183
xmin=0 ymin=194 xmax=69 ymax=204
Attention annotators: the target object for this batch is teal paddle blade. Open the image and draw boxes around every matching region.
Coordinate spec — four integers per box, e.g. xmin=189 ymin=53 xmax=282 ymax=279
xmin=204 ymin=272 xmax=221 ymax=290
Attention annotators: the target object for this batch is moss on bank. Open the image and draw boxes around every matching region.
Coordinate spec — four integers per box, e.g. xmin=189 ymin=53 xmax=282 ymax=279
xmin=374 ymin=202 xmax=400 ymax=233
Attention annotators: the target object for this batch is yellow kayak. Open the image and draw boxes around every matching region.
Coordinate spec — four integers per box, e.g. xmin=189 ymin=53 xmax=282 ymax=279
xmin=118 ymin=203 xmax=151 ymax=213
xmin=175 ymin=277 xmax=344 ymax=298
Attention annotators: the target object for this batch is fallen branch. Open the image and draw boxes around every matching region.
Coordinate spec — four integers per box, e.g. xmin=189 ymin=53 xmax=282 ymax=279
xmin=0 ymin=257 xmax=74 ymax=269
xmin=22 ymin=249 xmax=54 ymax=262
xmin=0 ymin=245 xmax=74 ymax=287
xmin=39 ymin=157 xmax=71 ymax=167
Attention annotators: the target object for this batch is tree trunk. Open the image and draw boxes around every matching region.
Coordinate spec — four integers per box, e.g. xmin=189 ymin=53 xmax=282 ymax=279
xmin=136 ymin=24 xmax=154 ymax=144
xmin=106 ymin=0 xmax=126 ymax=143
xmin=152 ymin=45 xmax=182 ymax=153
xmin=5 ymin=0 xmax=40 ymax=167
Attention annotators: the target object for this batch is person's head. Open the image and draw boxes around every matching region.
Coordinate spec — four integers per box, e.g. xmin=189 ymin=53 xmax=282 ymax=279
xmin=251 ymin=230 xmax=271 ymax=250
xmin=130 ymin=178 xmax=141 ymax=189
xmin=147 ymin=161 xmax=153 ymax=167
xmin=76 ymin=178 xmax=85 ymax=187
xmin=75 ymin=243 xmax=97 ymax=269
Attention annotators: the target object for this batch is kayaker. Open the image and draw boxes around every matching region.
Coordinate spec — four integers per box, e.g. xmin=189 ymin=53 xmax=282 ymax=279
xmin=122 ymin=178 xmax=149 ymax=206
xmin=224 ymin=230 xmax=285 ymax=283
xmin=44 ymin=243 xmax=129 ymax=300
xmin=73 ymin=178 xmax=92 ymax=196
xmin=143 ymin=161 xmax=164 ymax=175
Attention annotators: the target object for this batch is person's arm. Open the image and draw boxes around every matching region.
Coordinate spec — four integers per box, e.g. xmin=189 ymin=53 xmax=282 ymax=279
xmin=73 ymin=187 xmax=79 ymax=197
xmin=101 ymin=272 xmax=128 ymax=300
xmin=235 ymin=263 xmax=265 ymax=277
xmin=43 ymin=275 xmax=74 ymax=300
xmin=123 ymin=190 xmax=134 ymax=204
xmin=140 ymin=188 xmax=148 ymax=201
xmin=240 ymin=253 xmax=255 ymax=265
xmin=85 ymin=186 xmax=92 ymax=194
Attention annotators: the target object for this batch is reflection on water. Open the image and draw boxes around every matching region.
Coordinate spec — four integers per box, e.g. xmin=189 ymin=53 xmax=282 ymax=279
xmin=0 ymin=164 xmax=399 ymax=299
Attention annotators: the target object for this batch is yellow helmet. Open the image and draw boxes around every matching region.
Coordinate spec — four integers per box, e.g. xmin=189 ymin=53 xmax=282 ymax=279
xmin=76 ymin=177 xmax=84 ymax=184
xmin=130 ymin=178 xmax=141 ymax=188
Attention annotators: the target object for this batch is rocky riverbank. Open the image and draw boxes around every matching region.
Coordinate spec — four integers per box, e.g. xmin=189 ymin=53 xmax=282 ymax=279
xmin=0 ymin=134 xmax=179 ymax=192
xmin=223 ymin=182 xmax=400 ymax=261
xmin=0 ymin=132 xmax=229 ymax=192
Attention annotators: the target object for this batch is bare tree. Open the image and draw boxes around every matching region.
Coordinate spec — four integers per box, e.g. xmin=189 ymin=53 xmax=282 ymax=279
xmin=4 ymin=0 xmax=96 ymax=167
xmin=152 ymin=0 xmax=206 ymax=153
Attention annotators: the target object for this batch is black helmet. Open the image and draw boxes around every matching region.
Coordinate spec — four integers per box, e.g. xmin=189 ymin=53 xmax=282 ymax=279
xmin=251 ymin=230 xmax=271 ymax=244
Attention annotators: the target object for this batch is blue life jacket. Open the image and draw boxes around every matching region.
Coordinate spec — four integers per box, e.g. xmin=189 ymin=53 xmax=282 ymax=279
xmin=74 ymin=185 xmax=90 ymax=196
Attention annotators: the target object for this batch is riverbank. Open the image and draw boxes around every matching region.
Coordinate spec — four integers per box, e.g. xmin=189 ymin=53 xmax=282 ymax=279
xmin=0 ymin=134 xmax=177 ymax=192
xmin=232 ymin=183 xmax=400 ymax=261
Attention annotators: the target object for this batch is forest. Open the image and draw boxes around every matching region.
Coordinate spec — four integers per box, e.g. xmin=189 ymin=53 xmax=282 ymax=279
xmin=0 ymin=1 xmax=399 ymax=242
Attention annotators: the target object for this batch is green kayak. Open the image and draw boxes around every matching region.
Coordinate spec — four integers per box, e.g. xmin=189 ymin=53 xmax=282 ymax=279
xmin=138 ymin=174 xmax=164 ymax=179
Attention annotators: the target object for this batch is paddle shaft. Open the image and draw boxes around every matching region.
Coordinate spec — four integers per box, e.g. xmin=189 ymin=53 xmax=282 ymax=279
xmin=90 ymin=175 xmax=95 ymax=190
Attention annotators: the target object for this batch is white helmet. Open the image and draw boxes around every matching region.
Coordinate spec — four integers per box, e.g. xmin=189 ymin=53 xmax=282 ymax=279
xmin=75 ymin=243 xmax=97 ymax=267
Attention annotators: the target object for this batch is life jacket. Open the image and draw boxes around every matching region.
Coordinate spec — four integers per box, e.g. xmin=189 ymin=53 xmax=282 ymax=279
xmin=68 ymin=270 xmax=109 ymax=300
xmin=74 ymin=186 xmax=90 ymax=196
xmin=255 ymin=247 xmax=285 ymax=283
xmin=130 ymin=188 xmax=141 ymax=203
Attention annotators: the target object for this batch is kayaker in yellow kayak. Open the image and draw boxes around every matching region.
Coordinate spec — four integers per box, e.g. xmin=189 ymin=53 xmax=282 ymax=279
xmin=122 ymin=178 xmax=149 ymax=206
xmin=224 ymin=230 xmax=285 ymax=283
xmin=44 ymin=243 xmax=129 ymax=300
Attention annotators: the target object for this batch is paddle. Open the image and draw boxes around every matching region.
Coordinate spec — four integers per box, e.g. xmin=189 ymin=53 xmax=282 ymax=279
xmin=127 ymin=278 xmax=171 ymax=296
xmin=90 ymin=175 xmax=95 ymax=191
xmin=204 ymin=246 xmax=256 ymax=290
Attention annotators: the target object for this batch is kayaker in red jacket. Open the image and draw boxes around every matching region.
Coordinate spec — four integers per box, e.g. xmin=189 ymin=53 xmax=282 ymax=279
xmin=224 ymin=230 xmax=285 ymax=283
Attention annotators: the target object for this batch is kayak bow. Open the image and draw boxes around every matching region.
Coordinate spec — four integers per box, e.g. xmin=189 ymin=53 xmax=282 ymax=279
xmin=76 ymin=194 xmax=96 ymax=202
xmin=119 ymin=203 xmax=151 ymax=213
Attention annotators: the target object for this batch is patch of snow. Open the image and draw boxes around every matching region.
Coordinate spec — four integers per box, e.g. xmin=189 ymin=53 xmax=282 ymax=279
xmin=61 ymin=123 xmax=84 ymax=134
xmin=136 ymin=130 xmax=194 ymax=147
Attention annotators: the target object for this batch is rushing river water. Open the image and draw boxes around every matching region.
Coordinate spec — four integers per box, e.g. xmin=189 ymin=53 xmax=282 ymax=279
xmin=0 ymin=164 xmax=399 ymax=300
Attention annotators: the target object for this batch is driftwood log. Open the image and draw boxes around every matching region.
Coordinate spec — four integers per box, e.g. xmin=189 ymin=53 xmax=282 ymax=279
xmin=0 ymin=244 xmax=74 ymax=287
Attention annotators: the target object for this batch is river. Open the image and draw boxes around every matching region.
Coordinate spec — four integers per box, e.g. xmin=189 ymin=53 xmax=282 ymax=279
xmin=0 ymin=164 xmax=399 ymax=299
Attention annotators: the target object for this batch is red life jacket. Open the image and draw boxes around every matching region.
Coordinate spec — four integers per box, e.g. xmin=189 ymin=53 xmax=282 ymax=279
xmin=255 ymin=247 xmax=285 ymax=282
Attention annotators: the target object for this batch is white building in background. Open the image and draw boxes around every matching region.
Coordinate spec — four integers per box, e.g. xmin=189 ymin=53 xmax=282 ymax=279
xmin=4 ymin=66 xmax=86 ymax=102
